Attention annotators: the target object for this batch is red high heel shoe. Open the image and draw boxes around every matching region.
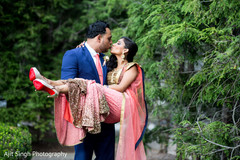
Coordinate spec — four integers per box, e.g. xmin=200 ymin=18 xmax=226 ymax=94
xmin=33 ymin=79 xmax=58 ymax=97
xmin=29 ymin=67 xmax=45 ymax=81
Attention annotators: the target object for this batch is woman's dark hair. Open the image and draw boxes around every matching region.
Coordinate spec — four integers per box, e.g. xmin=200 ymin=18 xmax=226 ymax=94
xmin=107 ymin=37 xmax=138 ymax=72
xmin=86 ymin=21 xmax=110 ymax=38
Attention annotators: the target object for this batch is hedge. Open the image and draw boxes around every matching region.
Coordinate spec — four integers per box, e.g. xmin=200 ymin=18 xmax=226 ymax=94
xmin=0 ymin=123 xmax=32 ymax=160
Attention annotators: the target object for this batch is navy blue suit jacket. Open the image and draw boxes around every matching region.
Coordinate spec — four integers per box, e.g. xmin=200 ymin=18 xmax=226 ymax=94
xmin=61 ymin=46 xmax=107 ymax=84
xmin=61 ymin=46 xmax=115 ymax=160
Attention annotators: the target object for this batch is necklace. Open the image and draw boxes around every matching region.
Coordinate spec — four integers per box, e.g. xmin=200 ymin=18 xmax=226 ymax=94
xmin=115 ymin=62 xmax=128 ymax=70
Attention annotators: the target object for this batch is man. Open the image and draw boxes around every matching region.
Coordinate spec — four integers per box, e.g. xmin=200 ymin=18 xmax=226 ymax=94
xmin=61 ymin=21 xmax=114 ymax=160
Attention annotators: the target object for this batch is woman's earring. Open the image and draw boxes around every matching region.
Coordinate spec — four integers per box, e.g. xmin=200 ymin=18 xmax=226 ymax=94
xmin=121 ymin=52 xmax=125 ymax=61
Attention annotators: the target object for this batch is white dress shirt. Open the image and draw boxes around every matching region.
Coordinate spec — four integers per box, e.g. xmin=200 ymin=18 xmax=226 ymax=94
xmin=85 ymin=42 xmax=99 ymax=65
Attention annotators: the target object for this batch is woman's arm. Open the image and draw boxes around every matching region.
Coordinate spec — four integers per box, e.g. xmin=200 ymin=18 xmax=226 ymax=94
xmin=108 ymin=65 xmax=138 ymax=92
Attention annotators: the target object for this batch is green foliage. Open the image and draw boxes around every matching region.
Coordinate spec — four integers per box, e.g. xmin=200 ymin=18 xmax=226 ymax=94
xmin=174 ymin=119 xmax=239 ymax=160
xmin=0 ymin=0 xmax=79 ymax=140
xmin=144 ymin=124 xmax=170 ymax=149
xmin=0 ymin=123 xmax=32 ymax=160
xmin=121 ymin=0 xmax=240 ymax=158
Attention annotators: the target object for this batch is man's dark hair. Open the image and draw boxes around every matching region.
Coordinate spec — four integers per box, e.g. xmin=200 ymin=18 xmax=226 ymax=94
xmin=86 ymin=21 xmax=110 ymax=38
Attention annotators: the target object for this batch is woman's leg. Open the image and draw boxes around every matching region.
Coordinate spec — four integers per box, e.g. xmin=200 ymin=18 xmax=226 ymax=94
xmin=55 ymin=84 xmax=69 ymax=94
xmin=43 ymin=77 xmax=67 ymax=87
xmin=30 ymin=67 xmax=67 ymax=86
xmin=33 ymin=76 xmax=69 ymax=95
xmin=44 ymin=78 xmax=69 ymax=94
xmin=103 ymin=87 xmax=123 ymax=123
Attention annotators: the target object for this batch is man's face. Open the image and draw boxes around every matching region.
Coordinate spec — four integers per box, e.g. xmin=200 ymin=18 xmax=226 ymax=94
xmin=99 ymin=28 xmax=112 ymax=53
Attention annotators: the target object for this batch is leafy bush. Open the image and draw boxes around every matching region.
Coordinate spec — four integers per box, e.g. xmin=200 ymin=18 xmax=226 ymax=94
xmin=0 ymin=108 xmax=24 ymax=125
xmin=174 ymin=120 xmax=240 ymax=160
xmin=0 ymin=123 xmax=32 ymax=160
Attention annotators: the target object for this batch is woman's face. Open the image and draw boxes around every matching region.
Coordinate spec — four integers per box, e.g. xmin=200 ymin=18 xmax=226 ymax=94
xmin=110 ymin=38 xmax=126 ymax=55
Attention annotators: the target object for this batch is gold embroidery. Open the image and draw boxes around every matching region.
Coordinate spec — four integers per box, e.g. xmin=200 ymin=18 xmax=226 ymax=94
xmin=119 ymin=93 xmax=126 ymax=148
xmin=67 ymin=78 xmax=88 ymax=128
xmin=125 ymin=62 xmax=137 ymax=71
xmin=67 ymin=78 xmax=109 ymax=134
xmin=107 ymin=62 xmax=138 ymax=85
xmin=107 ymin=68 xmax=123 ymax=85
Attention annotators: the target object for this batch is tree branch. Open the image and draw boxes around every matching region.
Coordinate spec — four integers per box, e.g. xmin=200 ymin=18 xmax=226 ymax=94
xmin=196 ymin=117 xmax=240 ymax=150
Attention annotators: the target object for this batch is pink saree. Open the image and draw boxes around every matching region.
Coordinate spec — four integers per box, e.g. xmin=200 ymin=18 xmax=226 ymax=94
xmin=54 ymin=64 xmax=147 ymax=159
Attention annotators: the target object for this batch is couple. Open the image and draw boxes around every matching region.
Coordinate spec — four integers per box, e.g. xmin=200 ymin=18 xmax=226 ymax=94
xmin=30 ymin=21 xmax=148 ymax=160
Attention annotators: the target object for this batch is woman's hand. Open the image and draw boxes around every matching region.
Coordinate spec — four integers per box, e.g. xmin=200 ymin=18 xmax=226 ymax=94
xmin=76 ymin=41 xmax=85 ymax=48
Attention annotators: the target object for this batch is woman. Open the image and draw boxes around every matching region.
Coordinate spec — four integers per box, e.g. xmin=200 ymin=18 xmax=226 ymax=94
xmin=30 ymin=37 xmax=148 ymax=160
